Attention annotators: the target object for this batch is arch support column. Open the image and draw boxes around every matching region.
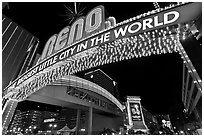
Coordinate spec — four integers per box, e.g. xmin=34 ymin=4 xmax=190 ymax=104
xmin=88 ymin=107 xmax=93 ymax=135
xmin=75 ymin=109 xmax=81 ymax=135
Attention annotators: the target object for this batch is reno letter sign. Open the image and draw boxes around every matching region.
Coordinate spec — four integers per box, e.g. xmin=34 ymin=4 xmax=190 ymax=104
xmin=40 ymin=8 xmax=180 ymax=64
xmin=39 ymin=5 xmax=106 ymax=62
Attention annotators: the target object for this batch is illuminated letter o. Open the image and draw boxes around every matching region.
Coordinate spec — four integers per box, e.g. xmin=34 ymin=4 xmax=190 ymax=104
xmin=85 ymin=7 xmax=102 ymax=33
xmin=128 ymin=22 xmax=142 ymax=34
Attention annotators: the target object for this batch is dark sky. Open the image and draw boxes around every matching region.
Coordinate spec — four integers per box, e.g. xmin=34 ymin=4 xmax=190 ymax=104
xmin=3 ymin=2 xmax=185 ymax=119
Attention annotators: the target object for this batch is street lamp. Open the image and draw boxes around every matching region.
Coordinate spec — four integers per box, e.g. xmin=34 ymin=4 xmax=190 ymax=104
xmin=180 ymin=130 xmax=184 ymax=134
xmin=49 ymin=124 xmax=57 ymax=135
xmin=49 ymin=124 xmax=57 ymax=130
xmin=49 ymin=124 xmax=53 ymax=128
xmin=27 ymin=125 xmax=37 ymax=135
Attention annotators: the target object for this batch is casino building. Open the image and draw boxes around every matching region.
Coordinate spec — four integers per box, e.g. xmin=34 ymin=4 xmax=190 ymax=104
xmin=2 ymin=3 xmax=40 ymax=109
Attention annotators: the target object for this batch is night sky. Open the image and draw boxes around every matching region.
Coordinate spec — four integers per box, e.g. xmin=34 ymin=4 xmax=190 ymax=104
xmin=3 ymin=2 xmax=186 ymax=122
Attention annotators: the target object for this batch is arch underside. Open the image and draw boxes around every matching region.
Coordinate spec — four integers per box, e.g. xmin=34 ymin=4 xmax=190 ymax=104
xmin=27 ymin=75 xmax=123 ymax=113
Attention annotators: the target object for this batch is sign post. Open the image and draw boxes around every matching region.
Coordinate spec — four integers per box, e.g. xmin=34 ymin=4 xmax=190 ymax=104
xmin=126 ymin=96 xmax=148 ymax=132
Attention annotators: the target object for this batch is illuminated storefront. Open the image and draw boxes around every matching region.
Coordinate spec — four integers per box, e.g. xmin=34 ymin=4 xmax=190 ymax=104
xmin=2 ymin=2 xmax=202 ymax=134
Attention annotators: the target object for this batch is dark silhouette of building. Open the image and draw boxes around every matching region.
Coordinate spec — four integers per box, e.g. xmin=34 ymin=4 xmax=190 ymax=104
xmin=2 ymin=7 xmax=39 ymax=91
xmin=84 ymin=69 xmax=120 ymax=101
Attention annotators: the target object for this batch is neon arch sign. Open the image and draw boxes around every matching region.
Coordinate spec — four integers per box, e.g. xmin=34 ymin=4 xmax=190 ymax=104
xmin=4 ymin=3 xmax=201 ymax=101
xmin=40 ymin=7 xmax=179 ymax=62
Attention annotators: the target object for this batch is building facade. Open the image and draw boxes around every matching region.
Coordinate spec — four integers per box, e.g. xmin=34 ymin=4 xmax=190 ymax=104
xmin=2 ymin=6 xmax=40 ymax=130
xmin=84 ymin=69 xmax=120 ymax=101
xmin=2 ymin=14 xmax=39 ymax=90
xmin=7 ymin=110 xmax=59 ymax=135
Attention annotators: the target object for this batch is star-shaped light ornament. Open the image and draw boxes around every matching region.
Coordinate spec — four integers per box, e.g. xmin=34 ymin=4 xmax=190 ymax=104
xmin=63 ymin=2 xmax=86 ymax=25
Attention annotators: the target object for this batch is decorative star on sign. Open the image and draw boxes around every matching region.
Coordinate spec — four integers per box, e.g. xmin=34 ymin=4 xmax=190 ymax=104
xmin=63 ymin=2 xmax=86 ymax=25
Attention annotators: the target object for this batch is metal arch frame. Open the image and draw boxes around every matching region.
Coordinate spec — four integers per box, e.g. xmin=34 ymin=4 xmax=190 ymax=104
xmin=177 ymin=41 xmax=202 ymax=114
